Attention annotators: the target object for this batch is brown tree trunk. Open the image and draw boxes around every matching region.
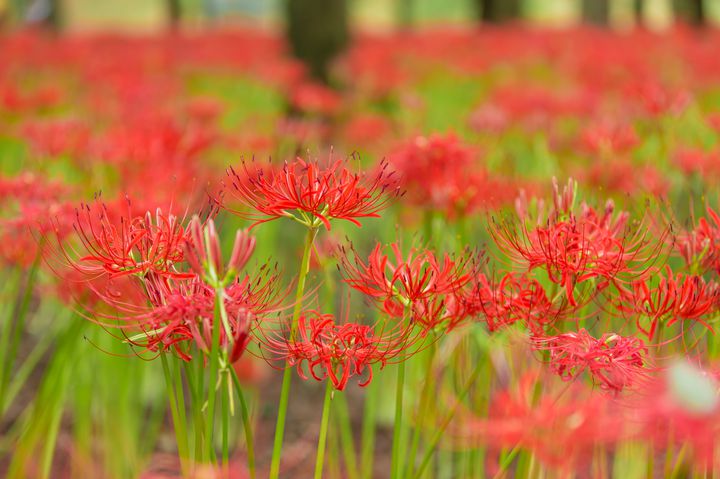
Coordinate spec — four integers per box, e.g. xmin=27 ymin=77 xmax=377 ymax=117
xmin=634 ymin=0 xmax=644 ymax=28
xmin=167 ymin=0 xmax=182 ymax=31
xmin=673 ymin=0 xmax=705 ymax=27
xmin=582 ymin=0 xmax=610 ymax=27
xmin=473 ymin=0 xmax=520 ymax=24
xmin=285 ymin=0 xmax=349 ymax=85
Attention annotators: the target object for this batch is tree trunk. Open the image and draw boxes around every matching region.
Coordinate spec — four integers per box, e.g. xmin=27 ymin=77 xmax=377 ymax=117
xmin=167 ymin=0 xmax=182 ymax=31
xmin=582 ymin=0 xmax=610 ymax=27
xmin=473 ymin=0 xmax=520 ymax=24
xmin=397 ymin=0 xmax=414 ymax=29
xmin=45 ymin=0 xmax=62 ymax=31
xmin=673 ymin=0 xmax=705 ymax=27
xmin=634 ymin=0 xmax=644 ymax=28
xmin=285 ymin=0 xmax=349 ymax=85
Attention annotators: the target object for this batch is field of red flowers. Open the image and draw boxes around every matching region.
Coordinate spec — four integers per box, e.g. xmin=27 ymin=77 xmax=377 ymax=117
xmin=2 ymin=24 xmax=720 ymax=479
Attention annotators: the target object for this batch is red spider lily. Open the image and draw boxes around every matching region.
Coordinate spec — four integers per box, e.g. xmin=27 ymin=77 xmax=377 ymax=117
xmin=184 ymin=96 xmax=224 ymax=125
xmin=258 ymin=310 xmax=410 ymax=390
xmin=451 ymin=372 xmax=625 ymax=472
xmin=629 ymin=361 xmax=720 ymax=470
xmin=708 ymin=112 xmax=720 ymax=134
xmin=56 ymin=201 xmax=194 ymax=281
xmin=88 ymin=264 xmax=282 ymax=362
xmin=289 ymin=82 xmax=342 ymax=116
xmin=632 ymin=80 xmax=691 ymax=117
xmin=532 ymin=329 xmax=650 ymax=393
xmin=184 ymin=215 xmax=255 ymax=282
xmin=341 ymin=113 xmax=391 ymax=147
xmin=513 ymin=177 xmax=576 ymax=226
xmin=616 ymin=266 xmax=719 ymax=340
xmin=1 ymin=200 xmax=76 ymax=267
xmin=579 ymin=120 xmax=638 ymax=156
xmin=388 ymin=134 xmax=507 ymax=217
xmin=584 ymin=160 xmax=669 ymax=198
xmin=0 ymin=173 xmax=68 ymax=202
xmin=493 ymin=190 xmax=659 ymax=306
xmin=468 ymin=103 xmax=509 ymax=133
xmin=673 ymin=148 xmax=720 ymax=177
xmin=339 ymin=242 xmax=475 ymax=318
xmin=55 ymin=266 xmax=145 ymax=310
xmin=464 ymin=272 xmax=560 ymax=335
xmin=20 ymin=118 xmax=91 ymax=159
xmin=676 ymin=206 xmax=720 ymax=275
xmin=406 ymin=293 xmax=471 ymax=332
xmin=225 ymin=156 xmax=399 ymax=230
xmin=0 ymin=173 xmax=75 ymax=266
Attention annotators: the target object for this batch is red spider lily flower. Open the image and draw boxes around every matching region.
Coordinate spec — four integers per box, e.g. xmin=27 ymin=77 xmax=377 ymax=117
xmin=584 ymin=160 xmax=669 ymax=197
xmin=341 ymin=113 xmax=391 ymax=146
xmin=258 ymin=310 xmax=410 ymax=390
xmin=493 ymin=187 xmax=660 ymax=306
xmin=56 ymin=201 xmax=194 ymax=281
xmin=89 ymin=264 xmax=283 ymax=363
xmin=225 ymin=155 xmax=399 ymax=230
xmin=20 ymin=118 xmax=91 ymax=159
xmin=676 ymin=206 xmax=720 ymax=275
xmin=579 ymin=120 xmax=638 ymax=156
xmin=629 ymin=361 xmax=720 ymax=470
xmin=1 ymin=201 xmax=76 ymax=267
xmin=673 ymin=148 xmax=720 ymax=177
xmin=339 ymin=242 xmax=476 ymax=318
xmin=407 ymin=293 xmax=471 ymax=332
xmin=464 ymin=272 xmax=560 ymax=335
xmin=513 ymin=177 xmax=576 ymax=225
xmin=0 ymin=173 xmax=68 ymax=203
xmin=708 ymin=112 xmax=720 ymax=134
xmin=451 ymin=372 xmax=625 ymax=472
xmin=184 ymin=96 xmax=224 ymax=125
xmin=632 ymin=80 xmax=691 ymax=117
xmin=388 ymin=134 xmax=505 ymax=217
xmin=616 ymin=266 xmax=719 ymax=340
xmin=532 ymin=329 xmax=650 ymax=393
xmin=184 ymin=215 xmax=255 ymax=283
xmin=468 ymin=103 xmax=509 ymax=133
xmin=0 ymin=173 xmax=75 ymax=266
xmin=289 ymin=82 xmax=342 ymax=116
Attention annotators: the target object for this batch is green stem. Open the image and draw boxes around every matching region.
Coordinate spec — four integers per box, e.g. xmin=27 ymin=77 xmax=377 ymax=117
xmin=184 ymin=359 xmax=205 ymax=463
xmin=221 ymin=375 xmax=230 ymax=472
xmin=413 ymin=363 xmax=483 ymax=479
xmin=269 ymin=226 xmax=318 ymax=479
xmin=230 ymin=367 xmax=256 ymax=479
xmin=335 ymin=392 xmax=359 ymax=479
xmin=161 ymin=354 xmax=190 ymax=475
xmin=205 ymin=288 xmax=224 ymax=462
xmin=390 ymin=351 xmax=407 ymax=479
xmin=1 ymin=255 xmax=40 ymax=413
xmin=406 ymin=344 xmax=437 ymax=478
xmin=360 ymin=379 xmax=378 ymax=479
xmin=492 ymin=445 xmax=521 ymax=479
xmin=314 ymin=381 xmax=334 ymax=479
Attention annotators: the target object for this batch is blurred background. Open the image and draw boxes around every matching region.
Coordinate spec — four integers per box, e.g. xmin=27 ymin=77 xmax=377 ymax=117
xmin=2 ymin=0 xmax=720 ymax=95
xmin=3 ymin=0 xmax=720 ymax=32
